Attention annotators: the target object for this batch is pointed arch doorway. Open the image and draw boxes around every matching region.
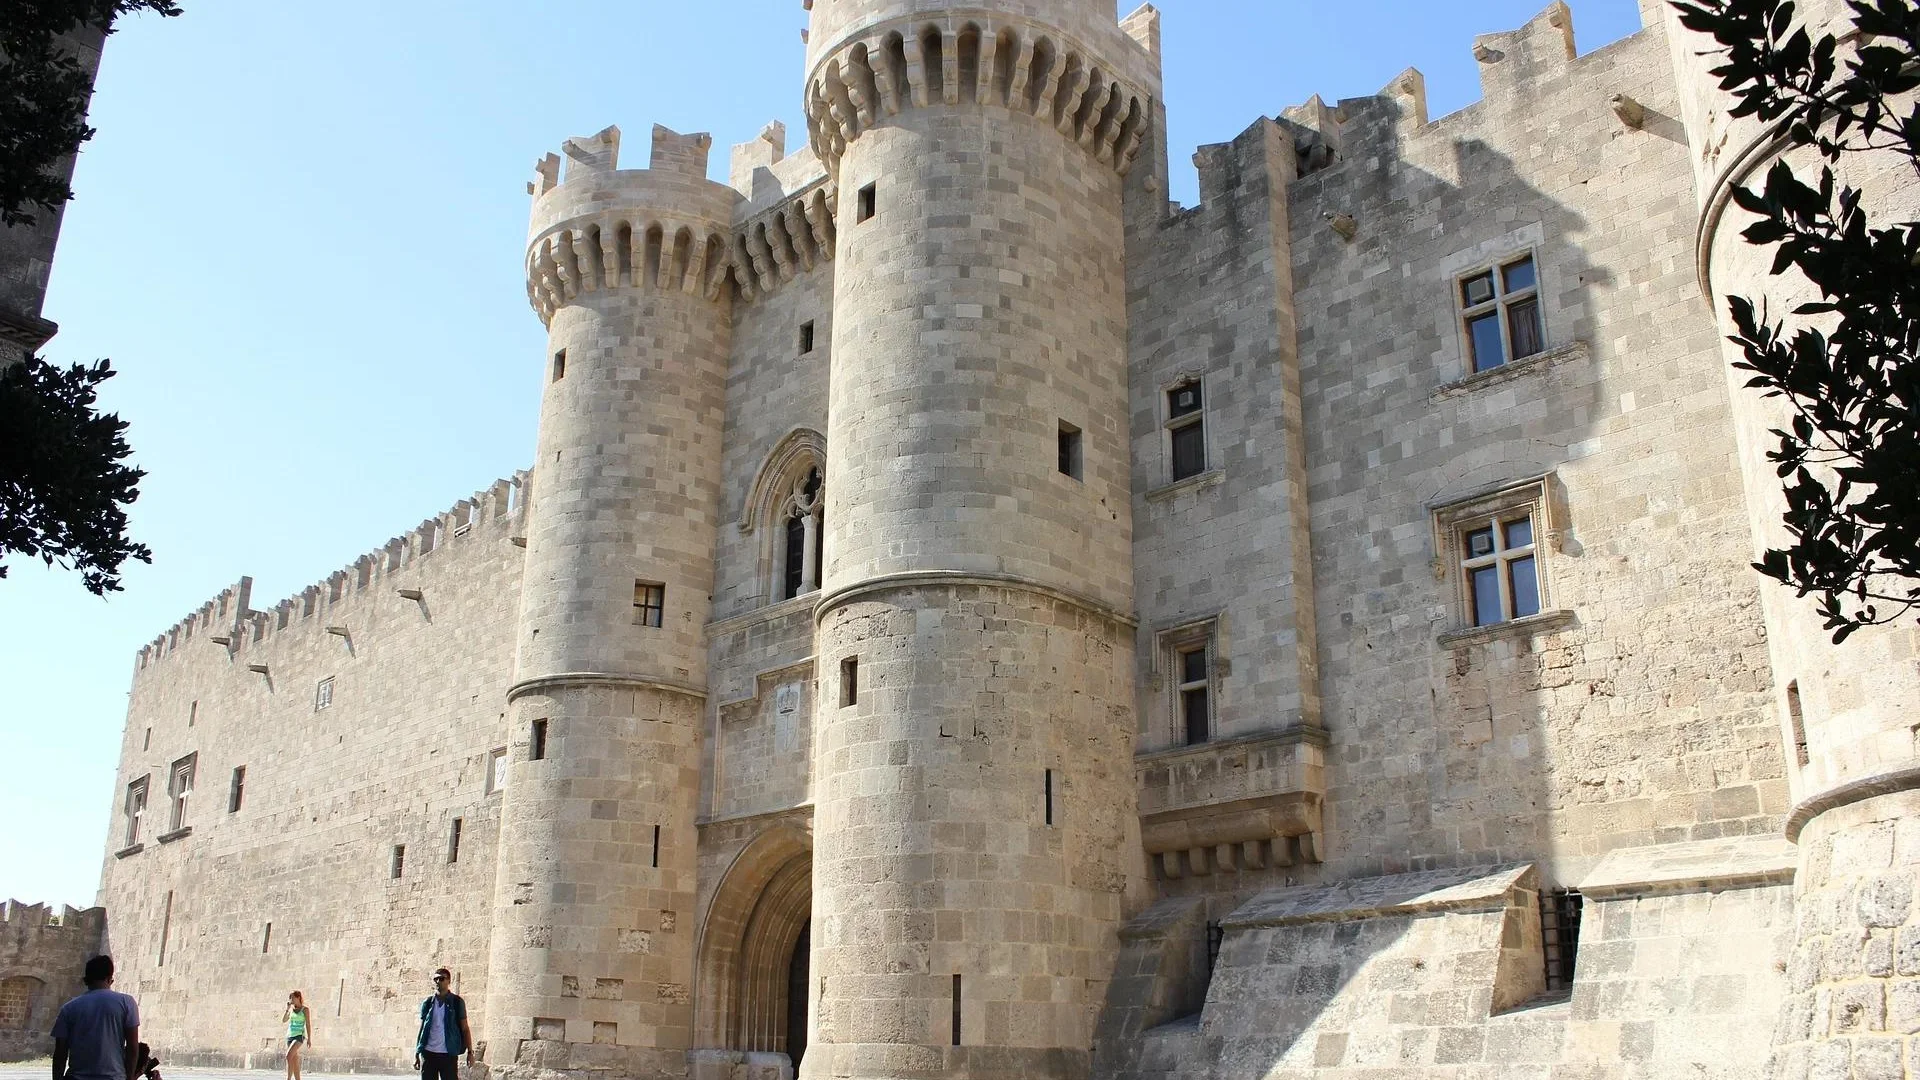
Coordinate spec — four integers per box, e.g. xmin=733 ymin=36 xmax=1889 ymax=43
xmin=695 ymin=828 xmax=813 ymax=1069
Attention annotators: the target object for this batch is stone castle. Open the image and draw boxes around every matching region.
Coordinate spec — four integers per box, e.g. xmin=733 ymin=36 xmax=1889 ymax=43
xmin=89 ymin=1 xmax=1920 ymax=1077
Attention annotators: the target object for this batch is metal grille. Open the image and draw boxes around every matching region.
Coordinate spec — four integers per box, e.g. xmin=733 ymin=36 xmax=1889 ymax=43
xmin=1540 ymin=888 xmax=1583 ymax=993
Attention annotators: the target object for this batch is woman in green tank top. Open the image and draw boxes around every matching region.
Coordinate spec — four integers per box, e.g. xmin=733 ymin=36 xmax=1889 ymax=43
xmin=283 ymin=990 xmax=311 ymax=1080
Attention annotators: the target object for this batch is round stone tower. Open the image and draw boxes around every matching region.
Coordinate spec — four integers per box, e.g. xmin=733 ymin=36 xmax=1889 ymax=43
xmin=1660 ymin=4 xmax=1920 ymax=1075
xmin=802 ymin=5 xmax=1155 ymax=1079
xmin=486 ymin=123 xmax=734 ymax=1080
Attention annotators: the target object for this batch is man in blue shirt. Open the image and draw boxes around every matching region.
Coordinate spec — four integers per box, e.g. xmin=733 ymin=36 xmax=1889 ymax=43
xmin=51 ymin=956 xmax=140 ymax=1080
xmin=414 ymin=967 xmax=473 ymax=1080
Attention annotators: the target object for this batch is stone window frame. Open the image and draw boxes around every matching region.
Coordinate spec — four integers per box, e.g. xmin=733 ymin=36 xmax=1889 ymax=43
xmin=1455 ymin=249 xmax=1546 ymax=375
xmin=1434 ymin=224 xmax=1575 ymax=390
xmin=1162 ymin=373 xmax=1210 ymax=485
xmin=634 ymin=580 xmax=666 ymax=628
xmin=166 ymin=752 xmax=197 ymax=834
xmin=740 ymin=428 xmax=828 ymax=608
xmin=1431 ymin=476 xmax=1574 ymax=644
xmin=124 ymin=775 xmax=149 ymax=848
xmin=314 ymin=675 xmax=333 ymax=712
xmin=1152 ymin=614 xmax=1226 ymax=749
xmin=485 ymin=747 xmax=508 ymax=795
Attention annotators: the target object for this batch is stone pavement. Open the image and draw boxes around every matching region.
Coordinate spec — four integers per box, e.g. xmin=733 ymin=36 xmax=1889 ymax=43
xmin=0 ymin=1060 xmax=408 ymax=1068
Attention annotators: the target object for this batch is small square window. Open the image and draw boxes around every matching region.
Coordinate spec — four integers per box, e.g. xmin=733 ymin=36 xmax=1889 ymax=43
xmin=1436 ymin=479 xmax=1555 ymax=631
xmin=634 ymin=580 xmax=665 ymax=628
xmin=552 ymin=350 xmax=567 ymax=381
xmin=315 ymin=676 xmax=334 ymax=712
xmin=486 ymin=747 xmax=509 ymax=795
xmin=799 ymin=321 xmax=816 ymax=355
xmin=856 ymin=182 xmax=877 ymax=223
xmin=1458 ymin=254 xmax=1545 ymax=373
xmin=1057 ymin=421 xmax=1082 ymax=480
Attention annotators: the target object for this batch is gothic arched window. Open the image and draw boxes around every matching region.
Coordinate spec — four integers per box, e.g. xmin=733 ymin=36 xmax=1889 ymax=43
xmin=781 ymin=468 xmax=824 ymax=601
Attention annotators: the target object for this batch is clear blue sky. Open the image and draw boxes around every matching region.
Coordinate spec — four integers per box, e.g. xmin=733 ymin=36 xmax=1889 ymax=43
xmin=0 ymin=0 xmax=1647 ymax=907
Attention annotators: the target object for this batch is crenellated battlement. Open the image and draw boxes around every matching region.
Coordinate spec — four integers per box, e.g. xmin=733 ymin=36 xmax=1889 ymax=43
xmin=524 ymin=124 xmax=737 ymax=324
xmin=0 ymin=900 xmax=106 ymax=933
xmin=804 ymin=14 xmax=1153 ymax=178
xmin=729 ymin=181 xmax=837 ymax=304
xmin=133 ymin=472 xmax=530 ymax=674
xmin=1177 ymin=1 xmax=1639 ymax=221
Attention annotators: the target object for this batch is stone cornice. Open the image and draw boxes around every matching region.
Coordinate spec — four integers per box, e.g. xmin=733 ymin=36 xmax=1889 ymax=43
xmin=813 ymin=569 xmax=1136 ymax=629
xmin=507 ymin=671 xmax=708 ymax=704
xmin=1784 ymin=763 xmax=1920 ymax=843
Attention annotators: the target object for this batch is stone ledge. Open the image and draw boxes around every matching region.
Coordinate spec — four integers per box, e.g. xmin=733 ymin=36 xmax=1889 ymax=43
xmin=1784 ymin=763 xmax=1920 ymax=843
xmin=1222 ymin=862 xmax=1534 ymax=930
xmin=113 ymin=843 xmax=144 ymax=859
xmin=1437 ymin=608 xmax=1576 ymax=649
xmin=1577 ymin=835 xmax=1797 ymax=900
xmin=156 ymin=827 xmax=192 ymax=845
xmin=1145 ymin=469 xmax=1225 ymax=503
xmin=1430 ymin=339 xmax=1590 ymax=400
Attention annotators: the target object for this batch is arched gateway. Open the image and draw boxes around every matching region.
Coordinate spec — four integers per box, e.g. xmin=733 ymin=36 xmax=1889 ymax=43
xmin=694 ymin=827 xmax=813 ymax=1068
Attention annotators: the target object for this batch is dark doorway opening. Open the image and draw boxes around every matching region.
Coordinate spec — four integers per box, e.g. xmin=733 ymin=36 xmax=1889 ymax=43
xmin=786 ymin=919 xmax=810 ymax=1067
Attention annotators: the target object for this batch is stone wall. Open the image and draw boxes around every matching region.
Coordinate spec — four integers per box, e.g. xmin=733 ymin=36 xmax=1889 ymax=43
xmin=0 ymin=902 xmax=106 ymax=1061
xmin=96 ymin=484 xmax=527 ymax=1071
xmin=1120 ymin=6 xmax=1784 ymax=922
xmin=1100 ymin=837 xmax=1796 ymax=1079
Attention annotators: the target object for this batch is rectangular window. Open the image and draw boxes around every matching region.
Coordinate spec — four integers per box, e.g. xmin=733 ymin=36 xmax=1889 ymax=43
xmin=651 ymin=824 xmax=661 ymax=869
xmin=634 ymin=580 xmax=665 ymax=628
xmin=530 ymin=718 xmax=548 ymax=761
xmin=1044 ymin=768 xmax=1054 ymax=827
xmin=262 ymin=922 xmax=272 ymax=954
xmin=167 ymin=754 xmax=196 ymax=832
xmin=447 ymin=817 xmax=464 ymax=864
xmin=391 ymin=844 xmax=406 ymax=879
xmin=1058 ymin=421 xmax=1082 ymax=480
xmin=1461 ymin=513 xmax=1540 ymax=626
xmin=1166 ymin=382 xmax=1206 ymax=482
xmin=124 ymin=777 xmax=149 ymax=847
xmin=142 ymin=727 xmax=151 ymax=752
xmin=841 ymin=657 xmax=858 ymax=708
xmin=1177 ymin=645 xmax=1211 ymax=745
xmin=552 ymin=349 xmax=567 ymax=382
xmin=951 ymin=974 xmax=962 ymax=1046
xmin=1436 ymin=479 xmax=1555 ymax=632
xmin=1459 ymin=254 xmax=1544 ymax=373
xmin=799 ymin=321 xmax=816 ymax=355
xmin=228 ymin=766 xmax=245 ymax=814
xmin=315 ymin=676 xmax=334 ymax=712
xmin=188 ymin=700 xmax=197 ymax=727
xmin=856 ymin=182 xmax=877 ymax=223
xmin=486 ymin=747 xmax=508 ymax=795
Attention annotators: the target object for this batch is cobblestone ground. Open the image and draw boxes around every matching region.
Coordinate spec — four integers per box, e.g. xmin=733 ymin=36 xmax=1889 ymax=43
xmin=0 ymin=1060 xmax=408 ymax=1068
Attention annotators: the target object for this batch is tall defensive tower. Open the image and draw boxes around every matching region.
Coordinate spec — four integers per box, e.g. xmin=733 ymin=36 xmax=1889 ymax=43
xmin=1660 ymin=3 xmax=1920 ymax=1074
xmin=485 ymin=124 xmax=734 ymax=1080
xmin=802 ymin=4 xmax=1158 ymax=1078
